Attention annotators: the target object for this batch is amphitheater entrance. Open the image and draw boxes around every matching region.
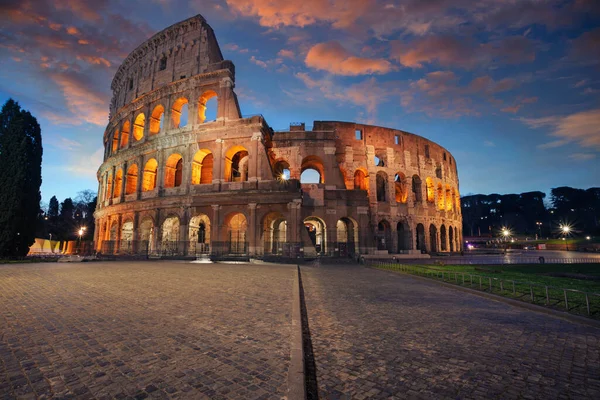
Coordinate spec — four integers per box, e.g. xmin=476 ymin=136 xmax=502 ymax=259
xmin=440 ymin=225 xmax=447 ymax=251
xmin=139 ymin=217 xmax=154 ymax=253
xmin=376 ymin=220 xmax=392 ymax=252
xmin=429 ymin=224 xmax=438 ymax=253
xmin=189 ymin=214 xmax=210 ymax=255
xmin=120 ymin=221 xmax=134 ymax=253
xmin=449 ymin=226 xmax=454 ymax=252
xmin=416 ymin=223 xmax=426 ymax=252
xmin=303 ymin=217 xmax=326 ymax=256
xmin=226 ymin=213 xmax=247 ymax=254
xmin=397 ymin=221 xmax=411 ymax=252
xmin=225 ymin=146 xmax=249 ymax=182
xmin=161 ymin=216 xmax=180 ymax=255
xmin=336 ymin=218 xmax=358 ymax=257
xmin=263 ymin=212 xmax=287 ymax=255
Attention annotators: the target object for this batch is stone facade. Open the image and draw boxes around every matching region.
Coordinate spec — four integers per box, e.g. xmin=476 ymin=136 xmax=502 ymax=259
xmin=94 ymin=15 xmax=463 ymax=258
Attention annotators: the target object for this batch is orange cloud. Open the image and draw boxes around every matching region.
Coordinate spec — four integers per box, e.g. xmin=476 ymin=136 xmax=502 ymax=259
xmin=278 ymin=49 xmax=295 ymax=59
xmin=50 ymin=72 xmax=109 ymax=126
xmin=523 ymin=109 xmax=600 ymax=150
xmin=66 ymin=26 xmax=80 ymax=36
xmin=305 ymin=41 xmax=393 ymax=76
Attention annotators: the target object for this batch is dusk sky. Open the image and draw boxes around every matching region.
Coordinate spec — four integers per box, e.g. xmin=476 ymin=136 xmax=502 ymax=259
xmin=0 ymin=0 xmax=598 ymax=205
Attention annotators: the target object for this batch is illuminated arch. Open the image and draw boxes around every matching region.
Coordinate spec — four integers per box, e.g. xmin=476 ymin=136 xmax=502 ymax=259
xmin=376 ymin=220 xmax=391 ymax=251
xmin=171 ymin=97 xmax=189 ymax=129
xmin=429 ymin=224 xmax=438 ymax=252
xmin=191 ymin=149 xmax=213 ymax=185
xmin=149 ymin=105 xmax=164 ymax=135
xmin=113 ymin=169 xmax=123 ymax=198
xmin=304 ymin=216 xmax=327 ymax=255
xmin=120 ymin=120 xmax=130 ymax=149
xmin=394 ymin=172 xmax=408 ymax=203
xmin=225 ymin=212 xmax=248 ymax=254
xmin=263 ymin=212 xmax=287 ymax=255
xmin=142 ymin=158 xmax=158 ymax=191
xmin=437 ymin=183 xmax=444 ymax=210
xmin=273 ymin=160 xmax=291 ymax=181
xmin=445 ymin=185 xmax=453 ymax=211
xmin=412 ymin=175 xmax=422 ymax=202
xmin=376 ymin=171 xmax=387 ymax=202
xmin=111 ymin=129 xmax=120 ymax=153
xmin=198 ymin=90 xmax=218 ymax=123
xmin=426 ymin=177 xmax=435 ymax=203
xmin=300 ymin=155 xmax=325 ymax=184
xmin=224 ymin=145 xmax=249 ymax=182
xmin=354 ymin=168 xmax=368 ymax=192
xmin=189 ymin=214 xmax=211 ymax=254
xmin=133 ymin=113 xmax=145 ymax=141
xmin=164 ymin=153 xmax=183 ymax=188
xmin=125 ymin=164 xmax=138 ymax=195
xmin=440 ymin=224 xmax=447 ymax=251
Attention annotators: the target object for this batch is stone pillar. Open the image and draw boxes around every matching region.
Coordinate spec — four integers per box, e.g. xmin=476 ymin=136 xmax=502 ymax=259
xmin=136 ymin=155 xmax=144 ymax=199
xmin=93 ymin=218 xmax=100 ymax=251
xmin=288 ymin=200 xmax=302 ymax=244
xmin=142 ymin=104 xmax=151 ymax=142
xmin=97 ymin=181 xmax=103 ymax=210
xmin=109 ymin=166 xmax=116 ymax=205
xmin=126 ymin=114 xmax=135 ymax=149
xmin=391 ymin=221 xmax=399 ymax=254
xmin=180 ymin=207 xmax=190 ymax=256
xmin=211 ymin=205 xmax=221 ymax=255
xmin=156 ymin=149 xmax=165 ymax=196
xmin=119 ymin=160 xmax=128 ymax=202
xmin=153 ymin=209 xmax=161 ymax=254
xmin=182 ymin=146 xmax=193 ymax=194
xmin=132 ymin=212 xmax=139 ymax=254
xmin=213 ymin=139 xmax=224 ymax=184
xmin=248 ymin=203 xmax=257 ymax=256
xmin=249 ymin=132 xmax=261 ymax=183
xmin=115 ymin=214 xmax=122 ymax=254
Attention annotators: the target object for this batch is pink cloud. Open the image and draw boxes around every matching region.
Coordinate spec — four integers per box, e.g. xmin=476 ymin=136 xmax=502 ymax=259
xmin=305 ymin=41 xmax=393 ymax=76
xmin=522 ymin=109 xmax=600 ymax=150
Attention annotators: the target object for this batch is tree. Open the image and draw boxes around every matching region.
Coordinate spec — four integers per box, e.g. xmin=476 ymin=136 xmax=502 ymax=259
xmin=0 ymin=99 xmax=43 ymax=257
xmin=48 ymin=195 xmax=59 ymax=217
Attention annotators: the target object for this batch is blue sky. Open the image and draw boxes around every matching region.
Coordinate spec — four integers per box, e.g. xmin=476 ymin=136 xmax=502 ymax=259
xmin=0 ymin=0 xmax=598 ymax=206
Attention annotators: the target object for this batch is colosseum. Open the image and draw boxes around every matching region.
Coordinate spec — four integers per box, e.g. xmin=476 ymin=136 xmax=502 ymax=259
xmin=94 ymin=15 xmax=463 ymax=259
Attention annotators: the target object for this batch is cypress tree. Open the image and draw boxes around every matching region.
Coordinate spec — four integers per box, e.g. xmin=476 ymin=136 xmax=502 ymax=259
xmin=0 ymin=99 xmax=43 ymax=257
xmin=48 ymin=195 xmax=59 ymax=217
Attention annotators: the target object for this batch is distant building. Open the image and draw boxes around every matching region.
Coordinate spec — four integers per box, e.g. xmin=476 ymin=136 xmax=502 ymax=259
xmin=94 ymin=15 xmax=462 ymax=258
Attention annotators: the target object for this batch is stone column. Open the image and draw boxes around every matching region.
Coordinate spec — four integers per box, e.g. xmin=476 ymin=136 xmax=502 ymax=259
xmin=136 ymin=155 xmax=144 ymax=199
xmin=213 ymin=139 xmax=224 ymax=184
xmin=109 ymin=166 xmax=116 ymax=205
xmin=93 ymin=218 xmax=100 ymax=251
xmin=97 ymin=181 xmax=103 ymax=210
xmin=182 ymin=146 xmax=193 ymax=194
xmin=142 ymin=104 xmax=151 ymax=142
xmin=115 ymin=214 xmax=122 ymax=254
xmin=211 ymin=205 xmax=221 ymax=255
xmin=180 ymin=207 xmax=190 ymax=256
xmin=152 ymin=209 xmax=161 ymax=255
xmin=391 ymin=221 xmax=399 ymax=254
xmin=249 ymin=132 xmax=261 ymax=183
xmin=120 ymin=160 xmax=128 ymax=202
xmin=248 ymin=203 xmax=257 ymax=256
xmin=132 ymin=212 xmax=139 ymax=254
xmin=156 ymin=149 xmax=165 ymax=196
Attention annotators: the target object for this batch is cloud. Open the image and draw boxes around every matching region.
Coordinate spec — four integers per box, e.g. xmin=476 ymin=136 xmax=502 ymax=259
xmin=568 ymin=153 xmax=596 ymax=161
xmin=62 ymin=147 xmax=104 ymax=177
xmin=305 ymin=41 xmax=393 ymax=76
xmin=278 ymin=49 xmax=295 ymax=59
xmin=250 ymin=55 xmax=268 ymax=68
xmin=522 ymin=109 xmax=600 ymax=150
xmin=50 ymin=72 xmax=109 ymax=126
xmin=48 ymin=136 xmax=83 ymax=151
xmin=223 ymin=43 xmax=251 ymax=53
xmin=484 ymin=141 xmax=496 ymax=147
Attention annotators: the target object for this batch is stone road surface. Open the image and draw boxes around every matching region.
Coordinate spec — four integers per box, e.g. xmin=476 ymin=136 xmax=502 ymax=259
xmin=0 ymin=261 xmax=294 ymax=399
xmin=301 ymin=264 xmax=600 ymax=400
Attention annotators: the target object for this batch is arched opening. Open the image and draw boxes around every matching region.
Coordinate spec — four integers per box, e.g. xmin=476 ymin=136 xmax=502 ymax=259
xmin=171 ymin=97 xmax=189 ymax=129
xmin=273 ymin=160 xmax=291 ymax=181
xmin=161 ymin=215 xmax=180 ymax=255
xmin=120 ymin=221 xmax=134 ymax=253
xmin=133 ymin=113 xmax=145 ymax=141
xmin=426 ymin=177 xmax=435 ymax=203
xmin=263 ymin=212 xmax=287 ymax=255
xmin=120 ymin=120 xmax=130 ymax=149
xmin=164 ymin=153 xmax=183 ymax=188
xmin=455 ymin=190 xmax=461 ymax=212
xmin=394 ymin=172 xmax=407 ymax=203
xmin=139 ymin=217 xmax=154 ymax=253
xmin=445 ymin=185 xmax=453 ymax=211
xmin=198 ymin=90 xmax=218 ymax=123
xmin=440 ymin=224 xmax=447 ymax=251
xmin=111 ymin=130 xmax=120 ymax=153
xmin=354 ymin=169 xmax=368 ymax=192
xmin=376 ymin=220 xmax=391 ymax=251
xmin=376 ymin=172 xmax=387 ymax=202
xmin=397 ymin=221 xmax=411 ymax=252
xmin=449 ymin=226 xmax=454 ymax=252
xmin=113 ymin=169 xmax=123 ymax=198
xmin=189 ymin=214 xmax=210 ymax=254
xmin=451 ymin=188 xmax=457 ymax=213
xmin=429 ymin=224 xmax=438 ymax=252
xmin=336 ymin=217 xmax=358 ymax=257
xmin=374 ymin=152 xmax=385 ymax=167
xmin=125 ymin=164 xmax=138 ymax=195
xmin=437 ymin=183 xmax=444 ymax=210
xmin=226 ymin=213 xmax=247 ymax=254
xmin=191 ymin=149 xmax=213 ymax=185
xmin=412 ymin=175 xmax=422 ymax=203
xmin=304 ymin=217 xmax=326 ymax=255
xmin=142 ymin=158 xmax=158 ymax=191
xmin=416 ymin=223 xmax=426 ymax=252
xmin=301 ymin=156 xmax=325 ymax=184
xmin=149 ymin=105 xmax=164 ymax=135
xmin=225 ymin=145 xmax=249 ymax=182
xmin=105 ymin=173 xmax=113 ymax=200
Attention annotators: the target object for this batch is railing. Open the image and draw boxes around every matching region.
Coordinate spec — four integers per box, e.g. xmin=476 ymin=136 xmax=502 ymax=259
xmin=420 ymin=256 xmax=600 ymax=265
xmin=371 ymin=262 xmax=600 ymax=319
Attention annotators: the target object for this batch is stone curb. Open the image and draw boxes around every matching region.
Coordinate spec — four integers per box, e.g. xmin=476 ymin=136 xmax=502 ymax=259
xmin=287 ymin=266 xmax=306 ymax=400
xmin=370 ymin=266 xmax=600 ymax=330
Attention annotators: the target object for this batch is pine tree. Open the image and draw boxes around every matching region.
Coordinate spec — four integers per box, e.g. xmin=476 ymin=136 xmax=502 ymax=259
xmin=0 ymin=99 xmax=43 ymax=257
xmin=48 ymin=195 xmax=59 ymax=217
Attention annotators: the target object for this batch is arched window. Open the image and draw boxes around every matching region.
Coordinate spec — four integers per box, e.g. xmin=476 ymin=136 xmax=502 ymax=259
xmin=198 ymin=91 xmax=218 ymax=123
xmin=354 ymin=169 xmax=368 ymax=191
xmin=437 ymin=183 xmax=444 ymax=210
xmin=171 ymin=97 xmax=188 ymax=129
xmin=111 ymin=130 xmax=120 ymax=153
xmin=125 ymin=164 xmax=138 ymax=195
xmin=301 ymin=156 xmax=325 ymax=184
xmin=149 ymin=105 xmax=164 ymax=135
xmin=374 ymin=152 xmax=385 ymax=167
xmin=426 ymin=177 xmax=435 ymax=203
xmin=445 ymin=185 xmax=453 ymax=211
xmin=394 ymin=173 xmax=407 ymax=203
xmin=164 ymin=153 xmax=183 ymax=188
xmin=105 ymin=173 xmax=113 ymax=200
xmin=429 ymin=224 xmax=438 ymax=252
xmin=225 ymin=146 xmax=249 ymax=182
xmin=191 ymin=149 xmax=213 ymax=185
xmin=412 ymin=175 xmax=422 ymax=203
xmin=113 ymin=169 xmax=123 ymax=198
xmin=440 ymin=225 xmax=447 ymax=251
xmin=274 ymin=160 xmax=291 ymax=181
xmin=120 ymin=120 xmax=130 ymax=149
xmin=133 ymin=113 xmax=145 ymax=141
xmin=226 ymin=213 xmax=247 ymax=254
xmin=376 ymin=172 xmax=387 ymax=202
xmin=142 ymin=159 xmax=158 ymax=191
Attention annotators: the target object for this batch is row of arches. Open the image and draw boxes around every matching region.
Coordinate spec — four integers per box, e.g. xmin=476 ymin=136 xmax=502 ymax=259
xmin=377 ymin=221 xmax=462 ymax=253
xmin=108 ymin=92 xmax=218 ymax=155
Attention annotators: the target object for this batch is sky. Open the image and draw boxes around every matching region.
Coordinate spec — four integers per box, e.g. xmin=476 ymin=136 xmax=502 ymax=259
xmin=0 ymin=0 xmax=598 ymax=205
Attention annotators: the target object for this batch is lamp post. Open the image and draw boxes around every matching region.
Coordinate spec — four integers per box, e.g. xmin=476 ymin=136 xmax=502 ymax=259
xmin=502 ymin=227 xmax=511 ymax=253
xmin=77 ymin=226 xmax=86 ymax=255
xmin=561 ymin=225 xmax=570 ymax=251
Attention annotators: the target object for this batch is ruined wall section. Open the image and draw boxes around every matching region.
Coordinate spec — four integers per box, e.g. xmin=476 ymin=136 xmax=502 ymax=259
xmin=109 ymin=15 xmax=227 ymax=119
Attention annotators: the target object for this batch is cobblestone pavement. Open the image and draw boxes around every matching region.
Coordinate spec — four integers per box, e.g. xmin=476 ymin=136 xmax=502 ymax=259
xmin=301 ymin=264 xmax=600 ymax=400
xmin=0 ymin=261 xmax=294 ymax=399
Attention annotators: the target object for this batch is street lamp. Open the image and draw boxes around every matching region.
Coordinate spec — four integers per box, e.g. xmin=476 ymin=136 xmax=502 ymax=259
xmin=561 ymin=225 xmax=571 ymax=251
xmin=77 ymin=226 xmax=86 ymax=254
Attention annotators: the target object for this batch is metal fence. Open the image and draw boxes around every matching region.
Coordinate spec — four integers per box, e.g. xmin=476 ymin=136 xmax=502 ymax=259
xmin=420 ymin=256 xmax=600 ymax=265
xmin=371 ymin=262 xmax=600 ymax=319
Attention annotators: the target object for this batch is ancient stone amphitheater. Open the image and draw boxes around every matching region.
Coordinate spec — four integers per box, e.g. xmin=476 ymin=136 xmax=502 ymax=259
xmin=94 ymin=15 xmax=463 ymax=259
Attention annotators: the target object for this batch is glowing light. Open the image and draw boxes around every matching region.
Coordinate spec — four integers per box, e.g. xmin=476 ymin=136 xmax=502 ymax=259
xmin=280 ymin=173 xmax=288 ymax=180
xmin=502 ymin=228 xmax=511 ymax=238
xmin=586 ymin=236 xmax=591 ymax=240
xmin=561 ymin=225 xmax=570 ymax=234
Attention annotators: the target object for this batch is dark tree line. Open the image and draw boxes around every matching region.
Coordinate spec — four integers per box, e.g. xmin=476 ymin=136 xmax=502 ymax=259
xmin=462 ymin=187 xmax=600 ymax=237
xmin=0 ymin=99 xmax=42 ymax=257
xmin=36 ymin=190 xmax=97 ymax=242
